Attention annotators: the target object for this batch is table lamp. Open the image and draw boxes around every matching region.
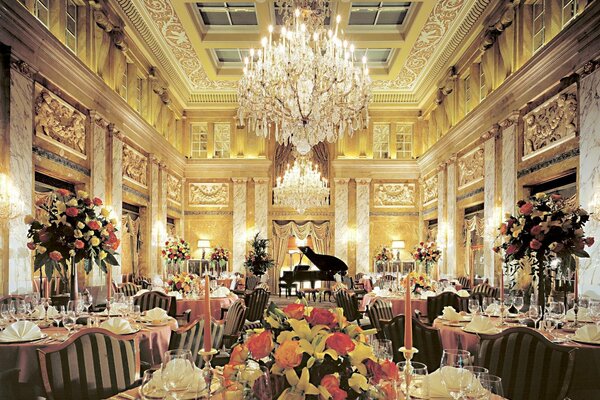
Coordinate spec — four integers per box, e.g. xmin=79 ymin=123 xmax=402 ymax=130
xmin=392 ymin=240 xmax=406 ymax=261
xmin=197 ymin=239 xmax=211 ymax=259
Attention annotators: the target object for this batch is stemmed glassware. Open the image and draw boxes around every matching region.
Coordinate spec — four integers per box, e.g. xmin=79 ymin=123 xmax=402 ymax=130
xmin=373 ymin=339 xmax=393 ymax=362
xmin=469 ymin=299 xmax=480 ymax=315
xmin=479 ymin=374 xmax=505 ymax=398
xmin=588 ymin=300 xmax=600 ymax=328
xmin=162 ymin=350 xmax=194 ymax=400
xmin=528 ymin=305 xmax=542 ymax=329
xmin=513 ymin=296 xmax=524 ymax=317
xmin=139 ymin=369 xmax=166 ymax=400
xmin=462 ymin=366 xmax=489 ymax=399
xmin=62 ymin=311 xmax=77 ymax=338
xmin=397 ymin=361 xmax=429 ymax=399
xmin=53 ymin=305 xmax=65 ymax=328
xmin=440 ymin=349 xmax=472 ymax=400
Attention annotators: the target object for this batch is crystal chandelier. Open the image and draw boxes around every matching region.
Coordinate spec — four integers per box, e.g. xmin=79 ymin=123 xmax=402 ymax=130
xmin=237 ymin=2 xmax=371 ymax=155
xmin=274 ymin=155 xmax=329 ymax=214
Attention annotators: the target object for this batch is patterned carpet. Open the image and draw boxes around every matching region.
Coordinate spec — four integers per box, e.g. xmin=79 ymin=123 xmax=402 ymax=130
xmin=268 ymin=292 xmax=336 ymax=309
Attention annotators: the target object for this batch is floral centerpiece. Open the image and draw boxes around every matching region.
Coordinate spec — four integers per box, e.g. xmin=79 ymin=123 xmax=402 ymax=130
xmin=413 ymin=241 xmax=441 ymax=275
xmin=402 ymin=271 xmax=433 ymax=294
xmin=222 ymin=302 xmax=399 ymax=399
xmin=373 ymin=246 xmax=392 ymax=271
xmin=26 ymin=189 xmax=120 ymax=299
xmin=244 ymin=233 xmax=275 ymax=277
xmin=162 ymin=238 xmax=191 ymax=264
xmin=210 ymin=246 xmax=230 ymax=270
xmin=494 ymin=192 xmax=594 ymax=308
xmin=167 ymin=271 xmax=197 ymax=295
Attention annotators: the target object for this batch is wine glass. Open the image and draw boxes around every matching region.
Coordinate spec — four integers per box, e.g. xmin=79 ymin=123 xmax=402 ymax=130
xmin=469 ymin=298 xmax=480 ymax=315
xmin=397 ymin=361 xmax=429 ymax=399
xmin=589 ymin=300 xmax=600 ymax=328
xmin=479 ymin=373 xmax=504 ymax=398
xmin=373 ymin=339 xmax=393 ymax=361
xmin=161 ymin=350 xmax=194 ymax=399
xmin=8 ymin=301 xmax=18 ymax=322
xmin=139 ymin=369 xmax=166 ymax=400
xmin=513 ymin=296 xmax=524 ymax=316
xmin=529 ymin=305 xmax=541 ymax=329
xmin=83 ymin=294 xmax=93 ymax=315
xmin=62 ymin=311 xmax=76 ymax=338
xmin=440 ymin=349 xmax=472 ymax=400
xmin=0 ymin=304 xmax=10 ymax=325
xmin=54 ymin=305 xmax=65 ymax=328
xmin=463 ymin=366 xmax=489 ymax=399
xmin=482 ymin=298 xmax=492 ymax=316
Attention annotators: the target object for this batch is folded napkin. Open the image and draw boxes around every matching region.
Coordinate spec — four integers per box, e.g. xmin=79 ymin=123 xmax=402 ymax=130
xmin=464 ymin=315 xmax=498 ymax=334
xmin=443 ymin=285 xmax=457 ymax=293
xmin=145 ymin=307 xmax=168 ymax=322
xmin=428 ymin=367 xmax=485 ymax=398
xmin=0 ymin=321 xmax=43 ymax=342
xmin=573 ymin=325 xmax=600 ymax=342
xmin=420 ymin=290 xmax=436 ymax=299
xmin=167 ymin=291 xmax=183 ymax=300
xmin=31 ymin=305 xmax=59 ymax=319
xmin=567 ymin=307 xmax=591 ymax=322
xmin=442 ymin=306 xmax=462 ymax=322
xmin=135 ymin=289 xmax=149 ymax=297
xmin=457 ymin=289 xmax=470 ymax=298
xmin=427 ymin=367 xmax=462 ymax=398
xmin=150 ymin=362 xmax=204 ymax=394
xmin=484 ymin=303 xmax=508 ymax=317
xmin=100 ymin=317 xmax=134 ymax=334
xmin=212 ymin=286 xmax=231 ymax=298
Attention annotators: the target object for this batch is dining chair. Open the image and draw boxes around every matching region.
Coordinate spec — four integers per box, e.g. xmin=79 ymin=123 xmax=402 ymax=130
xmin=133 ymin=290 xmax=172 ymax=314
xmin=366 ymin=298 xmax=394 ymax=339
xmin=426 ymin=292 xmax=468 ymax=324
xmin=381 ymin=314 xmax=443 ymax=372
xmin=222 ymin=299 xmax=247 ymax=349
xmin=117 ymin=282 xmax=140 ymax=297
xmin=168 ymin=318 xmax=224 ymax=367
xmin=0 ymin=295 xmax=24 ymax=305
xmin=334 ymin=290 xmax=370 ymax=328
xmin=245 ymin=276 xmax=260 ymax=292
xmin=243 ymin=288 xmax=270 ymax=330
xmin=476 ymin=327 xmax=577 ymax=400
xmin=37 ymin=328 xmax=140 ymax=400
xmin=457 ymin=276 xmax=470 ymax=290
xmin=472 ymin=282 xmax=500 ymax=299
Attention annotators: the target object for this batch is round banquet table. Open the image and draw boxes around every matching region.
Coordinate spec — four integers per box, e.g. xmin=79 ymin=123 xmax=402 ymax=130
xmin=432 ymin=317 xmax=600 ymax=399
xmin=177 ymin=294 xmax=238 ymax=322
xmin=0 ymin=320 xmax=176 ymax=400
xmin=361 ymin=293 xmax=428 ymax=317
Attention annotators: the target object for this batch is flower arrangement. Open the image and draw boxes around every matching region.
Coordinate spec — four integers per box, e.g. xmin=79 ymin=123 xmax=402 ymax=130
xmin=222 ymin=302 xmax=399 ymax=399
xmin=373 ymin=246 xmax=392 ymax=264
xmin=402 ymin=271 xmax=432 ymax=294
xmin=25 ymin=189 xmax=120 ymax=280
xmin=210 ymin=246 xmax=230 ymax=269
xmin=167 ymin=271 xmax=197 ymax=294
xmin=162 ymin=238 xmax=191 ymax=264
xmin=413 ymin=241 xmax=441 ymax=274
xmin=494 ymin=192 xmax=594 ymax=294
xmin=244 ymin=233 xmax=275 ymax=276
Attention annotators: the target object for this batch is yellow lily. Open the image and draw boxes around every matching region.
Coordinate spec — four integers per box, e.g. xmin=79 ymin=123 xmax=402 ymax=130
xmin=348 ymin=373 xmax=369 ymax=393
xmin=284 ymin=367 xmax=320 ymax=397
xmin=348 ymin=341 xmax=375 ymax=375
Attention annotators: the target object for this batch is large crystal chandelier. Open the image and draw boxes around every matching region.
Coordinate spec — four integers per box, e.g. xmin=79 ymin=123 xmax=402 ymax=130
xmin=237 ymin=1 xmax=371 ymax=155
xmin=274 ymin=155 xmax=329 ymax=213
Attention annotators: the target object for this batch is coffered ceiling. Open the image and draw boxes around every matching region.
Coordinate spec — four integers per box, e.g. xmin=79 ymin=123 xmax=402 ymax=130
xmin=117 ymin=0 xmax=490 ymax=110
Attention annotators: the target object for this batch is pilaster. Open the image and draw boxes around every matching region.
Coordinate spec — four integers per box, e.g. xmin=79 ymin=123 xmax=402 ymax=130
xmin=446 ymin=156 xmax=458 ymax=277
xmin=109 ymin=124 xmax=124 ymax=281
xmin=500 ymin=112 xmax=520 ymax=215
xmin=334 ymin=178 xmax=350 ymax=265
xmin=148 ymin=154 xmax=160 ymax=277
xmin=483 ymin=125 xmax=500 ymax=285
xmin=232 ymin=178 xmax=248 ymax=273
xmin=436 ymin=165 xmax=447 ymax=277
xmin=355 ymin=178 xmax=371 ymax=273
xmin=253 ymin=177 xmax=269 ymax=239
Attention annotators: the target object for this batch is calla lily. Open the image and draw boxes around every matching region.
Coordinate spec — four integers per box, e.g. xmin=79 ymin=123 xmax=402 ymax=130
xmin=265 ymin=315 xmax=281 ymax=329
xmin=349 ymin=342 xmax=375 ymax=374
xmin=284 ymin=367 xmax=320 ymax=396
xmin=348 ymin=373 xmax=369 ymax=393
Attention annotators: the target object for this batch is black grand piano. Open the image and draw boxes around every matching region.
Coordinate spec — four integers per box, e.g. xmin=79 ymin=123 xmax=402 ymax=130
xmin=280 ymin=246 xmax=348 ymax=297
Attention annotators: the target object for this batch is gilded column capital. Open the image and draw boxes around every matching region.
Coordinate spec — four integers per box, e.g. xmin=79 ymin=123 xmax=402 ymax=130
xmin=252 ymin=177 xmax=269 ymax=184
xmin=355 ymin=178 xmax=371 ymax=185
xmin=447 ymin=154 xmax=458 ymax=164
xmin=333 ymin=178 xmax=350 ymax=184
xmin=232 ymin=177 xmax=248 ymax=184
xmin=158 ymin=161 xmax=168 ymax=170
xmin=9 ymin=57 xmax=35 ymax=79
xmin=148 ymin=154 xmax=160 ymax=165
xmin=437 ymin=162 xmax=447 ymax=172
xmin=108 ymin=123 xmax=124 ymax=141
xmin=481 ymin=124 xmax=500 ymax=141
xmin=499 ymin=111 xmax=520 ymax=129
xmin=90 ymin=110 xmax=110 ymax=129
xmin=580 ymin=59 xmax=600 ymax=78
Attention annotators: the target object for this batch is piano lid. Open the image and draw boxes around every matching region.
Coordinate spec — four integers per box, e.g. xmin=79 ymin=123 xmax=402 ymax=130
xmin=298 ymin=246 xmax=348 ymax=275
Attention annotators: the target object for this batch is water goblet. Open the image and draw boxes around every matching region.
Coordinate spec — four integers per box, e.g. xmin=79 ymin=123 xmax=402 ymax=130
xmin=513 ymin=296 xmax=524 ymax=316
xmin=528 ymin=304 xmax=541 ymax=329
xmin=463 ymin=366 xmax=489 ymax=400
xmin=397 ymin=361 xmax=429 ymax=399
xmin=8 ymin=301 xmax=18 ymax=322
xmin=479 ymin=373 xmax=504 ymax=398
xmin=440 ymin=349 xmax=472 ymax=400
xmin=373 ymin=339 xmax=393 ymax=361
xmin=469 ymin=298 xmax=480 ymax=315
xmin=62 ymin=311 xmax=77 ymax=338
xmin=139 ymin=369 xmax=166 ymax=400
xmin=162 ymin=350 xmax=194 ymax=400
xmin=54 ymin=305 xmax=66 ymax=328
xmin=589 ymin=300 xmax=600 ymax=327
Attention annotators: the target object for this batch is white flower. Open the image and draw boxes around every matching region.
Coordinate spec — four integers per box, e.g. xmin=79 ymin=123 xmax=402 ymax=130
xmin=77 ymin=221 xmax=85 ymax=229
xmin=74 ymin=229 xmax=83 ymax=238
xmin=66 ymin=199 xmax=78 ymax=207
xmin=76 ymin=190 xmax=88 ymax=199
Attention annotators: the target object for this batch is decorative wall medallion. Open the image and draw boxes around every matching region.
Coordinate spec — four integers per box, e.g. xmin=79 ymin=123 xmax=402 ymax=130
xmin=423 ymin=175 xmax=438 ymax=204
xmin=374 ymin=183 xmax=416 ymax=207
xmin=189 ymin=183 xmax=229 ymax=206
xmin=458 ymin=147 xmax=484 ymax=188
xmin=123 ymin=144 xmax=148 ymax=187
xmin=34 ymin=87 xmax=86 ymax=157
xmin=523 ymin=86 xmax=578 ymax=159
xmin=167 ymin=174 xmax=182 ymax=204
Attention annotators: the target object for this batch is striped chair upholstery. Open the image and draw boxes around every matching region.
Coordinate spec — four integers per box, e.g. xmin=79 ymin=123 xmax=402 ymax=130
xmin=472 ymin=283 xmax=499 ymax=299
xmin=476 ymin=327 xmax=576 ymax=400
xmin=255 ymin=282 xmax=270 ymax=291
xmin=134 ymin=291 xmax=173 ymax=314
xmin=334 ymin=290 xmax=370 ymax=328
xmin=0 ymin=295 xmax=24 ymax=305
xmin=37 ymin=328 xmax=140 ymax=400
xmin=457 ymin=276 xmax=470 ymax=289
xmin=168 ymin=319 xmax=224 ymax=367
xmin=382 ymin=315 xmax=443 ymax=372
xmin=245 ymin=276 xmax=260 ymax=292
xmin=117 ymin=283 xmax=140 ymax=297
xmin=244 ymin=288 xmax=270 ymax=323
xmin=426 ymin=292 xmax=468 ymax=324
xmin=222 ymin=299 xmax=247 ymax=349
xmin=366 ymin=298 xmax=394 ymax=339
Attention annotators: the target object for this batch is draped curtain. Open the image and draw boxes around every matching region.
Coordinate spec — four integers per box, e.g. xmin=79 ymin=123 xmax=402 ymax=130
xmin=272 ymin=220 xmax=331 ymax=268
xmin=463 ymin=213 xmax=485 ymax=277
xmin=121 ymin=214 xmax=141 ymax=278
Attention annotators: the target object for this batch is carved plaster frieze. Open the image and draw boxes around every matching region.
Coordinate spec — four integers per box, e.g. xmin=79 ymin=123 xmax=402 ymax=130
xmin=374 ymin=183 xmax=416 ymax=207
xmin=189 ymin=183 xmax=229 ymax=206
xmin=458 ymin=147 xmax=484 ymax=188
xmin=499 ymin=111 xmax=520 ymax=129
xmin=34 ymin=87 xmax=87 ymax=156
xmin=167 ymin=174 xmax=182 ymax=204
xmin=123 ymin=144 xmax=148 ymax=186
xmin=523 ymin=86 xmax=578 ymax=159
xmin=423 ymin=175 xmax=438 ymax=204
xmin=10 ymin=58 xmax=35 ymax=79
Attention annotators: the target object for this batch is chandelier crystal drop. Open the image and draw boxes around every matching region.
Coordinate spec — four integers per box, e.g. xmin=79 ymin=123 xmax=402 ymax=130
xmin=273 ymin=156 xmax=330 ymax=214
xmin=237 ymin=5 xmax=371 ymax=155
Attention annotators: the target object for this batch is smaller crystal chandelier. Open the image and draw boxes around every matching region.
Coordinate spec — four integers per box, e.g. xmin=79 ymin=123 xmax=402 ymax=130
xmin=274 ymin=156 xmax=329 ymax=214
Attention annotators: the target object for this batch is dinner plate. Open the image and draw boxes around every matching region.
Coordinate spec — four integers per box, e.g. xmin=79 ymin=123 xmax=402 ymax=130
xmin=439 ymin=315 xmax=472 ymax=322
xmin=0 ymin=333 xmax=48 ymax=344
xmin=144 ymin=320 xmax=170 ymax=327
xmin=567 ymin=335 xmax=600 ymax=346
xmin=462 ymin=327 xmax=501 ymax=335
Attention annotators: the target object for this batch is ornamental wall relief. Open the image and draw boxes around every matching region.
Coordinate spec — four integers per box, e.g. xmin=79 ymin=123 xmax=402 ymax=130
xmin=374 ymin=183 xmax=416 ymax=207
xmin=523 ymin=86 xmax=578 ymax=159
xmin=34 ymin=87 xmax=86 ymax=156
xmin=422 ymin=175 xmax=438 ymax=204
xmin=189 ymin=183 xmax=229 ymax=206
xmin=167 ymin=174 xmax=182 ymax=204
xmin=123 ymin=144 xmax=148 ymax=186
xmin=458 ymin=147 xmax=484 ymax=188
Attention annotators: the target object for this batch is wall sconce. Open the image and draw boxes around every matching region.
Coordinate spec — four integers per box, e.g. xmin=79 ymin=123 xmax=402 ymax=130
xmin=391 ymin=240 xmax=406 ymax=261
xmin=0 ymin=173 xmax=22 ymax=220
xmin=197 ymin=239 xmax=211 ymax=259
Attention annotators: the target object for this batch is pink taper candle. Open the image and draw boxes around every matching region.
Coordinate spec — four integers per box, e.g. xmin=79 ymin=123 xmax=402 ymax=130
xmin=574 ymin=265 xmax=579 ymax=299
xmin=500 ymin=268 xmax=504 ymax=302
xmin=107 ymin=266 xmax=112 ymax=303
xmin=404 ymin=275 xmax=413 ymax=349
xmin=204 ymin=275 xmax=212 ymax=352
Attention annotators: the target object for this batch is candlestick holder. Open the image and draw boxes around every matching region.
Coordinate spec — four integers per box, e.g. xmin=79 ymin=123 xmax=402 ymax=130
xmin=564 ymin=298 xmax=583 ymax=329
xmin=399 ymin=346 xmax=419 ymax=399
xmin=198 ymin=348 xmax=218 ymax=399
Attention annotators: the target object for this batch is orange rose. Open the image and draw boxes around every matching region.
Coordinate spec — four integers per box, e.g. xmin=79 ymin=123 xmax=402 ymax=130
xmin=283 ymin=303 xmax=305 ymax=319
xmin=274 ymin=340 xmax=302 ymax=369
xmin=378 ymin=380 xmax=397 ymax=399
xmin=306 ymin=308 xmax=337 ymax=328
xmin=320 ymin=375 xmax=347 ymax=400
xmin=229 ymin=344 xmax=248 ymax=365
xmin=326 ymin=332 xmax=355 ymax=356
xmin=246 ymin=331 xmax=273 ymax=359
xmin=223 ymin=364 xmax=237 ymax=380
xmin=380 ymin=359 xmax=399 ymax=381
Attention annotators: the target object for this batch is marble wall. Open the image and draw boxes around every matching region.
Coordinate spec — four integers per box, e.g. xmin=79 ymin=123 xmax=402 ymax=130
xmin=89 ymin=115 xmax=108 ymax=285
xmin=110 ymin=128 xmax=124 ymax=277
xmin=501 ymin=116 xmax=518 ymax=215
xmin=436 ymin=168 xmax=446 ymax=276
xmin=149 ymin=158 xmax=159 ymax=277
xmin=446 ymin=161 xmax=457 ymax=277
xmin=253 ymin=178 xmax=269 ymax=239
xmin=483 ymin=132 xmax=497 ymax=285
xmin=232 ymin=178 xmax=247 ymax=273
xmin=356 ymin=179 xmax=371 ymax=273
xmin=335 ymin=178 xmax=350 ymax=265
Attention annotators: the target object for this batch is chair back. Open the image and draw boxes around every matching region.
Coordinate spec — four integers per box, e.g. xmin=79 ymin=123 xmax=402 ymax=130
xmin=0 ymin=295 xmax=24 ymax=305
xmin=169 ymin=319 xmax=224 ymax=367
xmin=222 ymin=299 xmax=247 ymax=349
xmin=355 ymin=273 xmax=365 ymax=282
xmin=37 ymin=328 xmax=140 ymax=400
xmin=117 ymin=283 xmax=140 ymax=297
xmin=255 ymin=282 xmax=270 ymax=291
xmin=366 ymin=298 xmax=393 ymax=338
xmin=133 ymin=291 xmax=173 ymax=314
xmin=246 ymin=276 xmax=260 ymax=291
xmin=476 ymin=327 xmax=576 ymax=400
xmin=472 ymin=283 xmax=499 ymax=298
xmin=244 ymin=288 xmax=270 ymax=322
xmin=426 ymin=292 xmax=468 ymax=324
xmin=457 ymin=276 xmax=470 ymax=289
xmin=335 ymin=290 xmax=361 ymax=322
xmin=382 ymin=315 xmax=443 ymax=372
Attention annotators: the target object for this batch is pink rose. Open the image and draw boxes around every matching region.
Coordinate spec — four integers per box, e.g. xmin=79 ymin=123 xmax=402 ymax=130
xmin=92 ymin=197 xmax=103 ymax=206
xmin=551 ymin=194 xmax=562 ymax=201
xmin=506 ymin=244 xmax=518 ymax=255
xmin=65 ymin=207 xmax=79 ymax=217
xmin=27 ymin=242 xmax=36 ymax=250
xmin=519 ymin=202 xmax=534 ymax=215
xmin=56 ymin=189 xmax=70 ymax=197
xmin=530 ymin=239 xmax=542 ymax=250
xmin=530 ymin=225 xmax=542 ymax=235
xmin=74 ymin=239 xmax=84 ymax=249
xmin=585 ymin=237 xmax=595 ymax=247
xmin=87 ymin=220 xmax=101 ymax=230
xmin=49 ymin=251 xmax=63 ymax=261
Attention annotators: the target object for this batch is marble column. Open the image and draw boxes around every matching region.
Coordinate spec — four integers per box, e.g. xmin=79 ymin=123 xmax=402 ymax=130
xmin=355 ymin=178 xmax=371 ymax=273
xmin=334 ymin=178 xmax=350 ymax=265
xmin=253 ymin=177 xmax=269 ymax=239
xmin=500 ymin=113 xmax=520 ymax=215
xmin=579 ymin=64 xmax=600 ymax=294
xmin=436 ymin=166 xmax=447 ymax=277
xmin=6 ymin=59 xmax=34 ymax=294
xmin=232 ymin=178 xmax=248 ymax=273
xmin=483 ymin=126 xmax=500 ymax=285
xmin=148 ymin=155 xmax=160 ymax=277
xmin=158 ymin=162 xmax=168 ymax=246
xmin=178 ymin=178 xmax=186 ymax=238
xmin=446 ymin=159 xmax=457 ymax=277
xmin=109 ymin=125 xmax=124 ymax=281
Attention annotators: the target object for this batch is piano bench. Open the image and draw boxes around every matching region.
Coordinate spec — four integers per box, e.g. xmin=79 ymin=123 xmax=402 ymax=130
xmin=299 ymin=288 xmax=319 ymax=302
xmin=278 ymin=283 xmax=298 ymax=298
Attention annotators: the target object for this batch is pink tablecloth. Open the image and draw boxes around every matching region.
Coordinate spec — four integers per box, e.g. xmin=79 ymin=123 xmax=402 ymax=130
xmin=177 ymin=294 xmax=238 ymax=322
xmin=361 ymin=294 xmax=428 ymax=316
